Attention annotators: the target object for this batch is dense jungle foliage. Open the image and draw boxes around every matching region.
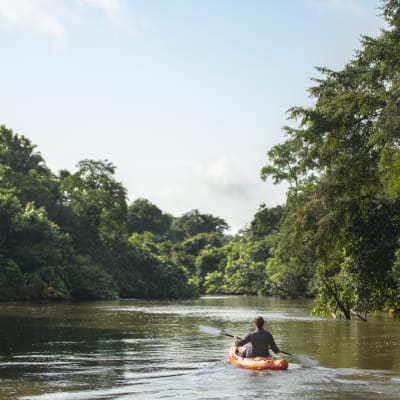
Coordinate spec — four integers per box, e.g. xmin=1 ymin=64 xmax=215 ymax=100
xmin=1 ymin=1 xmax=400 ymax=320
xmin=259 ymin=0 xmax=400 ymax=320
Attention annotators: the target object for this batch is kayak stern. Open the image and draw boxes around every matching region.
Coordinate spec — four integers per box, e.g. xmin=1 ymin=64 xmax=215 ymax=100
xmin=228 ymin=346 xmax=288 ymax=371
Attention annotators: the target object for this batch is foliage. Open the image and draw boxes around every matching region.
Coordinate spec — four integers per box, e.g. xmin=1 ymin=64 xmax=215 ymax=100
xmin=195 ymin=245 xmax=227 ymax=290
xmin=66 ymin=256 xmax=118 ymax=300
xmin=249 ymin=204 xmax=285 ymax=240
xmin=0 ymin=190 xmax=72 ymax=299
xmin=127 ymin=198 xmax=172 ymax=238
xmin=59 ymin=159 xmax=128 ymax=253
xmin=170 ymin=209 xmax=229 ymax=242
xmin=0 ymin=125 xmax=60 ymax=215
xmin=259 ymin=0 xmax=400 ymax=319
xmin=0 ymin=257 xmax=24 ymax=301
xmin=0 ymin=127 xmax=198 ymax=301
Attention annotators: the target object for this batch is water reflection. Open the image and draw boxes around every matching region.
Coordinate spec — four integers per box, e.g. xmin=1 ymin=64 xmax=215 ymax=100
xmin=0 ymin=297 xmax=399 ymax=399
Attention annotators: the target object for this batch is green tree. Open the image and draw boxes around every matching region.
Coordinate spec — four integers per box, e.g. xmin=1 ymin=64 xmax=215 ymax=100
xmin=0 ymin=125 xmax=60 ymax=214
xmin=60 ymin=159 xmax=128 ymax=254
xmin=0 ymin=125 xmax=201 ymax=301
xmin=0 ymin=257 xmax=24 ymax=301
xmin=194 ymin=245 xmax=227 ymax=290
xmin=66 ymin=256 xmax=118 ymax=300
xmin=201 ymin=239 xmax=268 ymax=295
xmin=170 ymin=209 xmax=229 ymax=242
xmin=171 ymin=232 xmax=224 ymax=277
xmin=249 ymin=204 xmax=285 ymax=240
xmin=127 ymin=198 xmax=172 ymax=237
xmin=260 ymin=0 xmax=400 ymax=318
xmin=261 ymin=138 xmax=308 ymax=189
xmin=0 ymin=190 xmax=73 ymax=299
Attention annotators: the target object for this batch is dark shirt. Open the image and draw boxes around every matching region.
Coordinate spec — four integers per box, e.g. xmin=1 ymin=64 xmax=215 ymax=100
xmin=235 ymin=329 xmax=280 ymax=357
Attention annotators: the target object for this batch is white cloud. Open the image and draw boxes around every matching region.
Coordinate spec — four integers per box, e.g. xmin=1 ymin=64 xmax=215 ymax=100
xmin=0 ymin=0 xmax=65 ymax=37
xmin=123 ymin=158 xmax=287 ymax=232
xmin=0 ymin=0 xmax=128 ymax=37
xmin=196 ymin=157 xmax=253 ymax=199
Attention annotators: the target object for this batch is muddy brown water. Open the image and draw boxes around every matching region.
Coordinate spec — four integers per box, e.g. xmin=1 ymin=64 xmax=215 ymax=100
xmin=0 ymin=296 xmax=399 ymax=399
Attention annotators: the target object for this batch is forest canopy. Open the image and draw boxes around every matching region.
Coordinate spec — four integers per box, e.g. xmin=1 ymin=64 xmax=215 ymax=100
xmin=259 ymin=0 xmax=400 ymax=320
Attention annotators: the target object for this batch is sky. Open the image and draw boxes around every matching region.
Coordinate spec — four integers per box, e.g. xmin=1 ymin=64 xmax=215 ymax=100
xmin=0 ymin=0 xmax=385 ymax=232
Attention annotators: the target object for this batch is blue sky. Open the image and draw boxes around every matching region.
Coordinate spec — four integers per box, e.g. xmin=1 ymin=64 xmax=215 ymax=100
xmin=0 ymin=0 xmax=384 ymax=232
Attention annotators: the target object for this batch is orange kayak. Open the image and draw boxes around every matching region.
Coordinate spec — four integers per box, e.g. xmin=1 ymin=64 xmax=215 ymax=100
xmin=228 ymin=346 xmax=288 ymax=370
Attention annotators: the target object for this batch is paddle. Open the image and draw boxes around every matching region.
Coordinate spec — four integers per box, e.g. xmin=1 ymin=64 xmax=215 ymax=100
xmin=199 ymin=324 xmax=237 ymax=338
xmin=199 ymin=324 xmax=318 ymax=367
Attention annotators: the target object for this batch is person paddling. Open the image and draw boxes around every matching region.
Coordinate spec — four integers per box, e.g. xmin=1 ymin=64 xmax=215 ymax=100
xmin=234 ymin=316 xmax=280 ymax=358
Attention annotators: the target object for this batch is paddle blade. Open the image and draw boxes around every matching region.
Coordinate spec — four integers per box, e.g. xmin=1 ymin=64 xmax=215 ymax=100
xmin=199 ymin=324 xmax=222 ymax=336
xmin=294 ymin=354 xmax=319 ymax=368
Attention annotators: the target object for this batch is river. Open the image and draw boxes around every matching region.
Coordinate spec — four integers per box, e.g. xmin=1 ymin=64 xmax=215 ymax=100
xmin=0 ymin=296 xmax=399 ymax=399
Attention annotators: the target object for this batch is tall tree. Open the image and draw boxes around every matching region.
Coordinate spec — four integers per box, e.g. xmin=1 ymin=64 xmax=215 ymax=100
xmin=260 ymin=0 xmax=400 ymax=319
xmin=0 ymin=190 xmax=73 ymax=300
xmin=127 ymin=198 xmax=172 ymax=237
xmin=249 ymin=204 xmax=285 ymax=240
xmin=170 ymin=209 xmax=229 ymax=242
xmin=60 ymin=159 xmax=128 ymax=254
xmin=0 ymin=125 xmax=59 ymax=213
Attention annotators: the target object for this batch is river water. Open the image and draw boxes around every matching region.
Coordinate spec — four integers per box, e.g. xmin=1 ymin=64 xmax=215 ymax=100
xmin=0 ymin=296 xmax=399 ymax=399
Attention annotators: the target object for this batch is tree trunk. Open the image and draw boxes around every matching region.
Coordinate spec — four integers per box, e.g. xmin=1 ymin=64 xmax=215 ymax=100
xmin=323 ymin=280 xmax=351 ymax=319
xmin=350 ymin=309 xmax=368 ymax=322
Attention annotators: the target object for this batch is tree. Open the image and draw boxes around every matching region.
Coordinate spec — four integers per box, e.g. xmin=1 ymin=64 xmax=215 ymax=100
xmin=0 ymin=190 xmax=73 ymax=299
xmin=66 ymin=256 xmax=118 ymax=300
xmin=170 ymin=232 xmax=224 ymax=278
xmin=60 ymin=159 xmax=128 ymax=253
xmin=0 ymin=125 xmax=60 ymax=214
xmin=195 ymin=245 xmax=226 ymax=288
xmin=170 ymin=209 xmax=229 ymax=242
xmin=261 ymin=139 xmax=305 ymax=188
xmin=0 ymin=125 xmax=201 ymax=301
xmin=127 ymin=198 xmax=172 ymax=237
xmin=0 ymin=125 xmax=46 ymax=174
xmin=249 ymin=204 xmax=285 ymax=240
xmin=260 ymin=0 xmax=400 ymax=318
xmin=0 ymin=257 xmax=24 ymax=301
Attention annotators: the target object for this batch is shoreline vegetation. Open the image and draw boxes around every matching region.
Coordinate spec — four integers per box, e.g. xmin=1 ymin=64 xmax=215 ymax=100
xmin=1 ymin=1 xmax=400 ymax=321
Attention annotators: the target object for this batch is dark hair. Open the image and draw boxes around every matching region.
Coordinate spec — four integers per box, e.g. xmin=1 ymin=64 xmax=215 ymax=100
xmin=254 ymin=316 xmax=264 ymax=329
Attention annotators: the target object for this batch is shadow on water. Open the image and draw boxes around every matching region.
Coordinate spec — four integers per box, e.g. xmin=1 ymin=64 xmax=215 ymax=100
xmin=0 ymin=297 xmax=400 ymax=400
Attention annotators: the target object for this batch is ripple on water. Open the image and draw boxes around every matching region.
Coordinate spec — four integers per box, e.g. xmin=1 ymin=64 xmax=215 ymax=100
xmin=16 ymin=362 xmax=400 ymax=400
xmin=2 ymin=298 xmax=400 ymax=400
xmin=102 ymin=304 xmax=324 ymax=324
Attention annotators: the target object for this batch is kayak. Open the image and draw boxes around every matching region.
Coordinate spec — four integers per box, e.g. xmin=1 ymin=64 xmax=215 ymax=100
xmin=228 ymin=346 xmax=288 ymax=370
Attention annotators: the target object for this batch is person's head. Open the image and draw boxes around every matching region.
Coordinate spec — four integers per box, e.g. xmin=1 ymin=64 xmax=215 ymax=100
xmin=253 ymin=316 xmax=264 ymax=330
